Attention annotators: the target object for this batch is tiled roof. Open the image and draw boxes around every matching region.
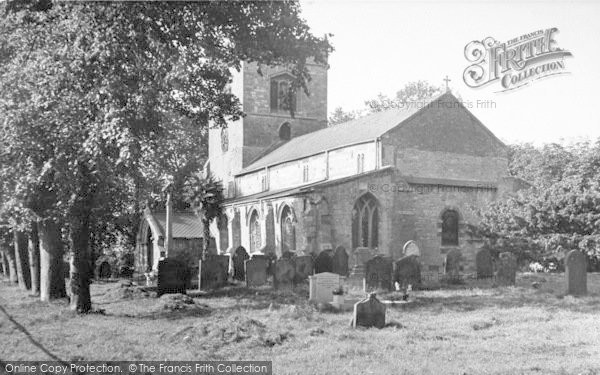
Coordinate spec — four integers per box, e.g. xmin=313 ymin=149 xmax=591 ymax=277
xmin=153 ymin=212 xmax=204 ymax=239
xmin=239 ymin=96 xmax=432 ymax=174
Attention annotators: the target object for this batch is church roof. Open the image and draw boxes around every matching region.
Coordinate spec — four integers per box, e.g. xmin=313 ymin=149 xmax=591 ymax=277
xmin=239 ymin=94 xmax=435 ymax=174
xmin=152 ymin=212 xmax=203 ymax=239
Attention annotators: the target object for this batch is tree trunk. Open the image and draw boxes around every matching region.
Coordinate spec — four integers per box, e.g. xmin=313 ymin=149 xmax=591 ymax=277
xmin=39 ymin=220 xmax=66 ymax=301
xmin=202 ymin=218 xmax=210 ymax=261
xmin=69 ymin=214 xmax=92 ymax=313
xmin=0 ymin=248 xmax=6 ymax=277
xmin=69 ymin=165 xmax=94 ymax=313
xmin=2 ymin=243 xmax=18 ymax=284
xmin=28 ymin=224 xmax=41 ymax=294
xmin=14 ymin=231 xmax=31 ymax=290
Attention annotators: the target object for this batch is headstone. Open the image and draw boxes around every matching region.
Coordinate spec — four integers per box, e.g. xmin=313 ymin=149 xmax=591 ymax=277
xmin=245 ymin=257 xmax=269 ymax=287
xmin=232 ymin=246 xmax=249 ymax=281
xmin=565 ymin=249 xmax=587 ymax=296
xmin=199 ymin=254 xmax=229 ymax=290
xmin=476 ymin=248 xmax=494 ymax=279
xmin=273 ymin=258 xmax=295 ymax=288
xmin=349 ymin=247 xmax=372 ymax=278
xmin=98 ymin=261 xmax=111 ymax=279
xmin=314 ymin=251 xmax=333 ymax=274
xmin=403 ymin=241 xmax=420 ymax=257
xmin=281 ymin=251 xmax=295 ymax=259
xmin=445 ymin=249 xmax=462 ymax=282
xmin=294 ymin=255 xmax=313 ymax=283
xmin=352 ymin=293 xmax=386 ymax=329
xmin=332 ymin=246 xmax=349 ymax=276
xmin=309 ymin=272 xmax=341 ymax=304
xmin=157 ymin=259 xmax=189 ymax=296
xmin=365 ymin=256 xmax=393 ymax=291
xmin=495 ymin=252 xmax=517 ymax=286
xmin=393 ymin=255 xmax=421 ymax=289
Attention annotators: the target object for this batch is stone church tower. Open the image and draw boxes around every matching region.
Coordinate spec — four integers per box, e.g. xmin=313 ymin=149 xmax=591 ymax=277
xmin=208 ymin=61 xmax=328 ymax=197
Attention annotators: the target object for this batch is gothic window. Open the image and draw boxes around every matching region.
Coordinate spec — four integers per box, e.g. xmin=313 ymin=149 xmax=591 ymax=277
xmin=270 ymin=74 xmax=297 ymax=112
xmin=280 ymin=205 xmax=296 ymax=252
xmin=352 ymin=193 xmax=379 ymax=249
xmin=221 ymin=127 xmax=229 ymax=152
xmin=218 ymin=214 xmax=229 ymax=252
xmin=249 ymin=210 xmax=261 ymax=253
xmin=279 ymin=122 xmax=291 ymax=141
xmin=441 ymin=209 xmax=459 ymax=246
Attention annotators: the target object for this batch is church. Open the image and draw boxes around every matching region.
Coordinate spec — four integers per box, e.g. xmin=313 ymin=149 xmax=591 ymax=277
xmin=201 ymin=61 xmax=525 ymax=282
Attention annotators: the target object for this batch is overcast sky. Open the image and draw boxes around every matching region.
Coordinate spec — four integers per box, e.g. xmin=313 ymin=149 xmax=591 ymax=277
xmin=299 ymin=0 xmax=600 ymax=145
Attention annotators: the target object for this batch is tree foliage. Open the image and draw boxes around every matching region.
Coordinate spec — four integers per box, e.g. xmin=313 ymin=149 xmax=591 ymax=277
xmin=0 ymin=1 xmax=332 ymax=310
xmin=328 ymin=81 xmax=445 ymax=125
xmin=473 ymin=140 xmax=600 ymax=260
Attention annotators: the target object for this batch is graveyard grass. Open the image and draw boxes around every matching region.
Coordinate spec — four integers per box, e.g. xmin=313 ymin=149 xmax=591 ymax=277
xmin=1 ymin=274 xmax=600 ymax=375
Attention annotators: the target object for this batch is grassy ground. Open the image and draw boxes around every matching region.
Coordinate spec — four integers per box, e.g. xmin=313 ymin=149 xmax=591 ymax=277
xmin=1 ymin=273 xmax=600 ymax=375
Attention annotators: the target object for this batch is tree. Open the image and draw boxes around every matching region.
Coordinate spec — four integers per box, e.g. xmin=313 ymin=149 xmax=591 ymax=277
xmin=184 ymin=174 xmax=225 ymax=261
xmin=0 ymin=1 xmax=332 ymax=312
xmin=365 ymin=81 xmax=444 ymax=112
xmin=328 ymin=107 xmax=361 ymax=126
xmin=473 ymin=139 xmax=600 ymax=261
xmin=328 ymin=80 xmax=445 ymax=123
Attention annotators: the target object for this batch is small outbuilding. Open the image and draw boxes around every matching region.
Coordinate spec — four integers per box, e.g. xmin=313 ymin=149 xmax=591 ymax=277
xmin=134 ymin=208 xmax=216 ymax=273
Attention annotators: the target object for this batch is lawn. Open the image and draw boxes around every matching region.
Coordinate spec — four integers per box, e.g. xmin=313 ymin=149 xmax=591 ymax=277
xmin=1 ymin=273 xmax=600 ymax=375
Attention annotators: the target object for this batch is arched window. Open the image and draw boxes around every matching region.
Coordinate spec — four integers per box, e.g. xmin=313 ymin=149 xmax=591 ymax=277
xmin=280 ymin=205 xmax=296 ymax=252
xmin=352 ymin=193 xmax=379 ymax=249
xmin=218 ymin=214 xmax=229 ymax=252
xmin=441 ymin=209 xmax=459 ymax=246
xmin=279 ymin=122 xmax=291 ymax=141
xmin=249 ymin=210 xmax=261 ymax=253
xmin=270 ymin=73 xmax=297 ymax=112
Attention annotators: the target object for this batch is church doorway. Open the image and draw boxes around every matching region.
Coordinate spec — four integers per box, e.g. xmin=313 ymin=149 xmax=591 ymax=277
xmin=352 ymin=193 xmax=379 ymax=250
xmin=146 ymin=227 xmax=154 ymax=271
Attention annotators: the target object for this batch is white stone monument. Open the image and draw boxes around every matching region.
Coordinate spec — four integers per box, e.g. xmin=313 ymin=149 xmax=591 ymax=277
xmin=309 ymin=272 xmax=341 ymax=304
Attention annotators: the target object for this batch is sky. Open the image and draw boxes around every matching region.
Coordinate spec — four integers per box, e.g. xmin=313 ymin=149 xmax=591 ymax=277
xmin=299 ymin=0 xmax=600 ymax=145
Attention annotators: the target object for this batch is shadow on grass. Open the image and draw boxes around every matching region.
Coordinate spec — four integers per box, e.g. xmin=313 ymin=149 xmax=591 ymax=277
xmin=0 ymin=298 xmax=67 ymax=363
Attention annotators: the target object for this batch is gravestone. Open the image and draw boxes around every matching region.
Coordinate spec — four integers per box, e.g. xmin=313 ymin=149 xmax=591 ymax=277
xmin=565 ymin=249 xmax=587 ymax=296
xmin=495 ymin=252 xmax=517 ymax=286
xmin=309 ymin=272 xmax=341 ymax=304
xmin=365 ymin=256 xmax=393 ymax=291
xmin=352 ymin=293 xmax=386 ymax=329
xmin=232 ymin=246 xmax=249 ymax=281
xmin=281 ymin=251 xmax=295 ymax=259
xmin=349 ymin=247 xmax=372 ymax=278
xmin=476 ymin=248 xmax=494 ymax=279
xmin=445 ymin=249 xmax=462 ymax=282
xmin=294 ymin=255 xmax=313 ymax=283
xmin=157 ymin=259 xmax=189 ymax=296
xmin=314 ymin=251 xmax=333 ymax=274
xmin=273 ymin=258 xmax=295 ymax=289
xmin=403 ymin=241 xmax=420 ymax=257
xmin=245 ymin=257 xmax=269 ymax=287
xmin=332 ymin=246 xmax=349 ymax=276
xmin=393 ymin=255 xmax=421 ymax=289
xmin=199 ymin=254 xmax=229 ymax=290
xmin=97 ymin=261 xmax=111 ymax=279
